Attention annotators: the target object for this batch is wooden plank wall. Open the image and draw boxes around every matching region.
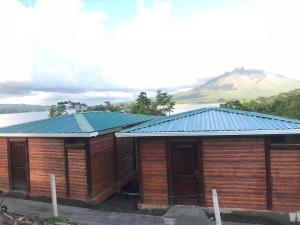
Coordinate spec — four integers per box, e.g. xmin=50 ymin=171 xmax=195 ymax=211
xmin=28 ymin=138 xmax=67 ymax=197
xmin=67 ymin=148 xmax=88 ymax=201
xmin=202 ymin=137 xmax=267 ymax=210
xmin=89 ymin=134 xmax=135 ymax=204
xmin=0 ymin=138 xmax=9 ymax=191
xmin=90 ymin=134 xmax=116 ymax=203
xmin=116 ymin=137 xmax=135 ymax=187
xmin=271 ymin=148 xmax=300 ymax=211
xmin=139 ymin=138 xmax=168 ymax=206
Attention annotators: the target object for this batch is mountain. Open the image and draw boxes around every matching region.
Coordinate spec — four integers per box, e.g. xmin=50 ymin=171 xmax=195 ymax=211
xmin=174 ymin=67 xmax=300 ymax=104
xmin=0 ymin=104 xmax=49 ymax=114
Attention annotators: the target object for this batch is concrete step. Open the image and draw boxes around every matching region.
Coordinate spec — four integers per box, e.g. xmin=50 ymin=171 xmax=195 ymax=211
xmin=164 ymin=205 xmax=208 ymax=219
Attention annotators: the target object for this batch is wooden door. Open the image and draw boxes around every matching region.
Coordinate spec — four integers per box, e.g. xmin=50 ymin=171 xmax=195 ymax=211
xmin=10 ymin=142 xmax=28 ymax=191
xmin=170 ymin=143 xmax=199 ymax=205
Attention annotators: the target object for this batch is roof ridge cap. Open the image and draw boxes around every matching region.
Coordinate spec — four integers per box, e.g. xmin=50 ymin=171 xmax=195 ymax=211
xmin=74 ymin=114 xmax=94 ymax=132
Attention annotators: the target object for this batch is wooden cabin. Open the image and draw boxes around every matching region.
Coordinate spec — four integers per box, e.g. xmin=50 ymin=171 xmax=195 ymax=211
xmin=0 ymin=111 xmax=157 ymax=204
xmin=116 ymin=107 xmax=300 ymax=213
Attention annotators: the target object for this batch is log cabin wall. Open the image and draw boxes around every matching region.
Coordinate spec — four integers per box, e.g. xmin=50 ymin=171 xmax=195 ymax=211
xmin=0 ymin=138 xmax=9 ymax=191
xmin=115 ymin=137 xmax=136 ymax=189
xmin=1 ymin=134 xmax=300 ymax=212
xmin=89 ymin=134 xmax=136 ymax=204
xmin=28 ymin=138 xmax=67 ymax=197
xmin=90 ymin=134 xmax=116 ymax=204
xmin=270 ymin=145 xmax=300 ymax=211
xmin=138 ymin=138 xmax=168 ymax=207
xmin=202 ymin=137 xmax=267 ymax=210
xmin=138 ymin=137 xmax=268 ymax=209
xmin=67 ymin=148 xmax=88 ymax=201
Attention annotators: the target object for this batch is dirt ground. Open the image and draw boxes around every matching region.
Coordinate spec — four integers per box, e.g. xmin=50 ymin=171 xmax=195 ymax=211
xmin=0 ymin=191 xmax=285 ymax=224
xmin=93 ymin=193 xmax=167 ymax=216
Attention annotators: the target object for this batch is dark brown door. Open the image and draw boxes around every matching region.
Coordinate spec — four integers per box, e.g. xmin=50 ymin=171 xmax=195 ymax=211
xmin=10 ymin=142 xmax=28 ymax=191
xmin=170 ymin=143 xmax=199 ymax=205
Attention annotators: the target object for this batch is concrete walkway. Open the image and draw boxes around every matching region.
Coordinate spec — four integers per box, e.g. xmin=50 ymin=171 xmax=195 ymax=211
xmin=2 ymin=197 xmax=261 ymax=225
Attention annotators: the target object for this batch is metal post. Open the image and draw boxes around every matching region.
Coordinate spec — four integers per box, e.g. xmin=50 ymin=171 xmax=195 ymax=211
xmin=212 ymin=189 xmax=222 ymax=225
xmin=50 ymin=174 xmax=58 ymax=217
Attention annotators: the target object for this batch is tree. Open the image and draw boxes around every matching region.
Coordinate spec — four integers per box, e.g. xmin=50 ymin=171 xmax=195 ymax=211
xmin=48 ymin=100 xmax=87 ymax=118
xmin=222 ymin=89 xmax=300 ymax=120
xmin=152 ymin=90 xmax=176 ymax=115
xmin=130 ymin=90 xmax=175 ymax=116
xmin=49 ymin=104 xmax=67 ymax=117
xmin=87 ymin=101 xmax=127 ymax=112
xmin=130 ymin=92 xmax=152 ymax=115
xmin=221 ymin=99 xmax=244 ymax=109
xmin=48 ymin=90 xmax=176 ymax=118
xmin=68 ymin=101 xmax=87 ymax=113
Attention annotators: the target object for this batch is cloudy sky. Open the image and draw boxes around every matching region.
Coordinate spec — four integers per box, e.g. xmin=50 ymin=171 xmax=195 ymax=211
xmin=0 ymin=0 xmax=300 ymax=105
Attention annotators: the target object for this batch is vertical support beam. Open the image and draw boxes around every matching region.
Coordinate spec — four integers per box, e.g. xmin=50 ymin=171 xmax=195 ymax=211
xmin=63 ymin=139 xmax=70 ymax=197
xmin=137 ymin=139 xmax=144 ymax=204
xmin=198 ymin=138 xmax=206 ymax=206
xmin=50 ymin=174 xmax=58 ymax=218
xmin=25 ymin=138 xmax=31 ymax=193
xmin=264 ymin=137 xmax=272 ymax=210
xmin=133 ymin=138 xmax=138 ymax=173
xmin=113 ymin=135 xmax=119 ymax=183
xmin=6 ymin=138 xmax=12 ymax=191
xmin=212 ymin=189 xmax=222 ymax=225
xmin=165 ymin=138 xmax=173 ymax=205
xmin=85 ymin=139 xmax=93 ymax=199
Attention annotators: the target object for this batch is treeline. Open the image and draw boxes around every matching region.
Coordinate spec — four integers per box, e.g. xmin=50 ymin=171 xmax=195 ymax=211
xmin=0 ymin=104 xmax=49 ymax=114
xmin=49 ymin=90 xmax=175 ymax=117
xmin=222 ymin=89 xmax=300 ymax=119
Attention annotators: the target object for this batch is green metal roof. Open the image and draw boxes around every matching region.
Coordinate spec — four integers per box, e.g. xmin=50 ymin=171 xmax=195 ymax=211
xmin=116 ymin=107 xmax=300 ymax=137
xmin=0 ymin=111 xmax=159 ymax=137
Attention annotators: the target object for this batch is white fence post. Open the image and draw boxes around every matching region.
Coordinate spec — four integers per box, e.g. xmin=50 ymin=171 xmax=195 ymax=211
xmin=50 ymin=174 xmax=58 ymax=217
xmin=212 ymin=189 xmax=222 ymax=225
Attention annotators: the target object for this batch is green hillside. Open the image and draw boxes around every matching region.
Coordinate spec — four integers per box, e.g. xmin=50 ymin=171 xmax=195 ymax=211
xmin=222 ymin=88 xmax=300 ymax=120
xmin=175 ymin=68 xmax=300 ymax=103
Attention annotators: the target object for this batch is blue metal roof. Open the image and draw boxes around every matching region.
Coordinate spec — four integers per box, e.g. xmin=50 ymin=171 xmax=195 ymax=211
xmin=0 ymin=111 xmax=159 ymax=137
xmin=116 ymin=107 xmax=300 ymax=137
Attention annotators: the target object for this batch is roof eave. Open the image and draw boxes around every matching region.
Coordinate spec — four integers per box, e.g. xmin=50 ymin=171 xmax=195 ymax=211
xmin=115 ymin=129 xmax=300 ymax=137
xmin=0 ymin=132 xmax=99 ymax=138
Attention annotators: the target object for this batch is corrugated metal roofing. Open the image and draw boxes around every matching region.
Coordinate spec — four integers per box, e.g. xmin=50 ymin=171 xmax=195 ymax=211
xmin=116 ymin=107 xmax=300 ymax=137
xmin=0 ymin=111 xmax=159 ymax=137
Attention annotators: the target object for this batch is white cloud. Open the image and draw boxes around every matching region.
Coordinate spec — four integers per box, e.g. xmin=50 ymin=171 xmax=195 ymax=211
xmin=0 ymin=0 xmax=300 ymax=104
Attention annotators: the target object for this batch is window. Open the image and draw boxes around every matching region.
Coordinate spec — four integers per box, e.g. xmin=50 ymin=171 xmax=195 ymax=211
xmin=270 ymin=135 xmax=300 ymax=144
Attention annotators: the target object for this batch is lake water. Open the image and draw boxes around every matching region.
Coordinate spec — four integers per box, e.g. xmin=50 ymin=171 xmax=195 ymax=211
xmin=0 ymin=111 xmax=49 ymax=127
xmin=0 ymin=103 xmax=219 ymax=127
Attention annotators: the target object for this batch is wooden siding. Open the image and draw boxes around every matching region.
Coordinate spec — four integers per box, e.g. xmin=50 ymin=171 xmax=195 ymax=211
xmin=28 ymin=138 xmax=67 ymax=197
xmin=0 ymin=138 xmax=8 ymax=191
xmin=90 ymin=135 xmax=135 ymax=204
xmin=271 ymin=147 xmax=300 ymax=211
xmin=139 ymin=138 xmax=168 ymax=206
xmin=116 ymin=138 xmax=134 ymax=184
xmin=68 ymin=148 xmax=88 ymax=201
xmin=202 ymin=137 xmax=267 ymax=210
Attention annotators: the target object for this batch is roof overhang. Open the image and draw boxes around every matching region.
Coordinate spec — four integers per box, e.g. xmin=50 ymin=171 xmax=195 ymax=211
xmin=0 ymin=132 xmax=99 ymax=138
xmin=116 ymin=129 xmax=300 ymax=137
